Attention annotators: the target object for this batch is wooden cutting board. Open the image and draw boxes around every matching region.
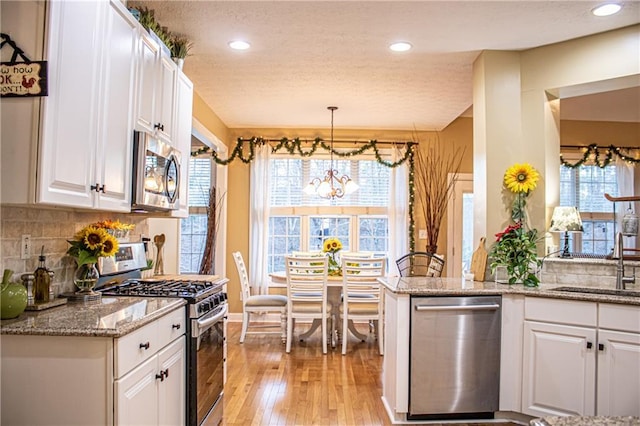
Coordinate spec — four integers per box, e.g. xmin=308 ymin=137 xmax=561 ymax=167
xmin=469 ymin=237 xmax=488 ymax=281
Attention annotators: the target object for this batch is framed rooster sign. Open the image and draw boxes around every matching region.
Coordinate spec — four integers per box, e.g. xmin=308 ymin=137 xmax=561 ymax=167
xmin=0 ymin=33 xmax=48 ymax=98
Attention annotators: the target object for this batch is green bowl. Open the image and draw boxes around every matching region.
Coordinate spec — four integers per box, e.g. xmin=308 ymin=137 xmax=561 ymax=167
xmin=1 ymin=282 xmax=28 ymax=319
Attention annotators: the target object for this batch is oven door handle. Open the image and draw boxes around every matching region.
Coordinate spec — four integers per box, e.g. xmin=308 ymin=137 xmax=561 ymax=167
xmin=193 ymin=304 xmax=228 ymax=338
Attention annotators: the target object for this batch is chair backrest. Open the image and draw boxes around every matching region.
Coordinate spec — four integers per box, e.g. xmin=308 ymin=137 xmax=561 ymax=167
xmin=395 ymin=252 xmax=445 ymax=277
xmin=232 ymin=251 xmax=252 ymax=303
xmin=290 ymin=251 xmax=324 ymax=257
xmin=341 ymin=256 xmax=386 ymax=302
xmin=284 ymin=256 xmax=328 ymax=303
xmin=340 ymin=251 xmax=374 ymax=258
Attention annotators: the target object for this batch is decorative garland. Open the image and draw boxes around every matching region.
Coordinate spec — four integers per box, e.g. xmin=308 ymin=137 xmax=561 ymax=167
xmin=193 ymin=137 xmax=417 ymax=251
xmin=560 ymin=144 xmax=640 ymax=168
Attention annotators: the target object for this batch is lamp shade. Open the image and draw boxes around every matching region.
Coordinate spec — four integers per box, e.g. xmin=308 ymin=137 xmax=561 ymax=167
xmin=549 ymin=206 xmax=584 ymax=232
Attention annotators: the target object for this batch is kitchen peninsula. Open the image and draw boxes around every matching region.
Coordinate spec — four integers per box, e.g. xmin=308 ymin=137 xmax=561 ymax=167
xmin=379 ymin=275 xmax=640 ymax=423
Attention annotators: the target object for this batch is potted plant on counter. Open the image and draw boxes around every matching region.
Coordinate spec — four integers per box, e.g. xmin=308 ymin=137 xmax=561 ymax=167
xmin=489 ymin=163 xmax=542 ymax=287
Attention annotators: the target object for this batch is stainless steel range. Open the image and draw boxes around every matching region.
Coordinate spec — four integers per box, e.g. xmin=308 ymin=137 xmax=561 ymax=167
xmin=97 ymin=242 xmax=228 ymax=426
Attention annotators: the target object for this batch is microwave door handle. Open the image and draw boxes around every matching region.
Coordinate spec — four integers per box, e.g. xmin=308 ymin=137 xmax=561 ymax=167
xmin=164 ymin=155 xmax=179 ymax=203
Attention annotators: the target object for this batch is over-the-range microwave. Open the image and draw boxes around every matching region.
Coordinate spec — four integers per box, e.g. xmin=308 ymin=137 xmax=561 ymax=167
xmin=131 ymin=131 xmax=181 ymax=212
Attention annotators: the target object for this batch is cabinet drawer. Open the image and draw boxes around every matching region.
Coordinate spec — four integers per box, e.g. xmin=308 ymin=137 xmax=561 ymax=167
xmin=157 ymin=307 xmax=185 ymax=349
xmin=599 ymin=303 xmax=640 ymax=333
xmin=115 ymin=320 xmax=159 ymax=378
xmin=525 ymin=297 xmax=597 ymax=326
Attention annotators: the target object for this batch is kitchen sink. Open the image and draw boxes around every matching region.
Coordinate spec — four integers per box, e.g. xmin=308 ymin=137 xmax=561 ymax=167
xmin=551 ymin=286 xmax=640 ymax=298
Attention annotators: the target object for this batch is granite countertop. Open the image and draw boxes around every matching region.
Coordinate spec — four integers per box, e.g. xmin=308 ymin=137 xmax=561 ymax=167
xmin=0 ymin=296 xmax=186 ymax=338
xmin=531 ymin=416 xmax=640 ymax=425
xmin=379 ymin=277 xmax=640 ymax=306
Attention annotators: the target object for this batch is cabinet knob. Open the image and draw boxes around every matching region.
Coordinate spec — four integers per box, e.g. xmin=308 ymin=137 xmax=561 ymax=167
xmin=172 ymin=323 xmax=181 ymax=330
xmin=586 ymin=341 xmax=593 ymax=349
xmin=154 ymin=123 xmax=164 ymax=131
xmin=155 ymin=372 xmax=164 ymax=381
xmin=139 ymin=342 xmax=150 ymax=350
xmin=598 ymin=343 xmax=605 ymax=351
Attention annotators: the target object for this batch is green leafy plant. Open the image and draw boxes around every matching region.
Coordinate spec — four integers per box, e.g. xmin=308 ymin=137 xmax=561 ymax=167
xmin=490 ymin=223 xmax=541 ymax=287
xmin=170 ymin=35 xmax=193 ymax=59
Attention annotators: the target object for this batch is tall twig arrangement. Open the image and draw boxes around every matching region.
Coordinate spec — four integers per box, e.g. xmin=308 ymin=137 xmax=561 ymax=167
xmin=414 ymin=137 xmax=465 ymax=253
xmin=199 ymin=187 xmax=227 ymax=275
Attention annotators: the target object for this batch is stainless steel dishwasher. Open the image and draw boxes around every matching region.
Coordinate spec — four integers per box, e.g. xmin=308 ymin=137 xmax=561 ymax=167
xmin=409 ymin=295 xmax=501 ymax=420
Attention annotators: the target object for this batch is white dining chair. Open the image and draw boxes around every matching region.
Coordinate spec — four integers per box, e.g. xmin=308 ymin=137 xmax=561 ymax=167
xmin=284 ymin=255 xmax=331 ymax=354
xmin=340 ymin=255 xmax=386 ymax=355
xmin=232 ymin=251 xmax=288 ymax=343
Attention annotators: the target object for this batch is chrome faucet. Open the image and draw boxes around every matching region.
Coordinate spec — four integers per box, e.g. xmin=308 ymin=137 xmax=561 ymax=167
xmin=613 ymin=232 xmax=635 ymax=290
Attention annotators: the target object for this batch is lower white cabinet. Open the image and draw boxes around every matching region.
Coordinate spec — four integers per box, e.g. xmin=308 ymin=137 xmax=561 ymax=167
xmin=116 ymin=338 xmax=185 ymax=426
xmin=521 ymin=297 xmax=640 ymax=418
xmin=597 ymin=304 xmax=640 ymax=417
xmin=0 ymin=306 xmax=185 ymax=426
xmin=522 ymin=320 xmax=597 ymax=417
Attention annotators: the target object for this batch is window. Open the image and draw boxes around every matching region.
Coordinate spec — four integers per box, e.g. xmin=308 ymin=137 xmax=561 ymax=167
xmin=180 ymin=156 xmax=213 ymax=273
xmin=559 ymin=163 xmax=617 ymax=254
xmin=267 ymin=155 xmax=391 ymax=273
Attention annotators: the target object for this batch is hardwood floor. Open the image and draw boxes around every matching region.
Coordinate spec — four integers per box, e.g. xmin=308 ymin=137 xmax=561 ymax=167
xmin=222 ymin=322 xmax=521 ymax=426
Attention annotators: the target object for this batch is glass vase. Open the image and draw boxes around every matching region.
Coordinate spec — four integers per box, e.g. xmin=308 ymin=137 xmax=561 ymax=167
xmin=74 ymin=263 xmax=99 ymax=294
xmin=327 ymin=252 xmax=342 ymax=276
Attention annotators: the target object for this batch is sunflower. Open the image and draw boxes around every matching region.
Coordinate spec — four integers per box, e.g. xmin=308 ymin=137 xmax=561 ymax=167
xmin=81 ymin=226 xmax=108 ymax=250
xmin=99 ymin=234 xmax=119 ymax=257
xmin=322 ymin=237 xmax=342 ymax=253
xmin=504 ymin=163 xmax=539 ymax=194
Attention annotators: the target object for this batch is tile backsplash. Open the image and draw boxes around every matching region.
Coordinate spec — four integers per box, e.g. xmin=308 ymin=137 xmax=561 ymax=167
xmin=0 ymin=205 xmax=149 ymax=295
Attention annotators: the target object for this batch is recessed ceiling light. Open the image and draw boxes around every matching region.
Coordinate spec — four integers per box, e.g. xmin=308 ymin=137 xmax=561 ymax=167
xmin=389 ymin=42 xmax=412 ymax=52
xmin=228 ymin=40 xmax=251 ymax=50
xmin=592 ymin=3 xmax=622 ymax=16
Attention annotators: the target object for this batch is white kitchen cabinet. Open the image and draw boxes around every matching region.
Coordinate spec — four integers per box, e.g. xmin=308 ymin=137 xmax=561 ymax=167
xmin=522 ymin=297 xmax=640 ymax=419
xmin=171 ymin=71 xmax=194 ymax=218
xmin=116 ymin=338 xmax=185 ymax=426
xmin=596 ymin=303 xmax=640 ymax=417
xmin=0 ymin=306 xmax=185 ymax=426
xmin=522 ymin=297 xmax=598 ymax=418
xmin=134 ymin=29 xmax=177 ymax=144
xmin=522 ymin=320 xmax=597 ymax=417
xmin=38 ymin=0 xmax=136 ymax=211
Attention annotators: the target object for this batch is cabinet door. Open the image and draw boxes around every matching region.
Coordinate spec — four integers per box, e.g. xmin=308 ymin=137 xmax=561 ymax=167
xmin=38 ymin=0 xmax=102 ymax=208
xmin=156 ymin=55 xmax=178 ymax=143
xmin=171 ymin=71 xmax=194 ymax=218
xmin=522 ymin=320 xmax=596 ymax=418
xmin=115 ymin=354 xmax=159 ymax=426
xmin=135 ymin=30 xmax=160 ymax=134
xmin=597 ymin=329 xmax=640 ymax=416
xmin=157 ymin=338 xmax=186 ymax=425
xmin=94 ymin=0 xmax=136 ymax=211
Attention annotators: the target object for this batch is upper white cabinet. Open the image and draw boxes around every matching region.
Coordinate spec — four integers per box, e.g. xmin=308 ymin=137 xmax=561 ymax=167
xmin=0 ymin=0 xmax=194 ymax=213
xmin=134 ymin=30 xmax=178 ymax=144
xmin=171 ymin=71 xmax=194 ymax=218
xmin=38 ymin=0 xmax=136 ymax=211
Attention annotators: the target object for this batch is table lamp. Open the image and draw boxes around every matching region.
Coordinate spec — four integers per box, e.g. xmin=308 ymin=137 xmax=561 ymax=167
xmin=549 ymin=206 xmax=584 ymax=258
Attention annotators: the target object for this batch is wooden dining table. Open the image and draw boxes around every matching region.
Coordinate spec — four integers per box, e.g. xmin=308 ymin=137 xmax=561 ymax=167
xmin=269 ymin=271 xmax=371 ymax=347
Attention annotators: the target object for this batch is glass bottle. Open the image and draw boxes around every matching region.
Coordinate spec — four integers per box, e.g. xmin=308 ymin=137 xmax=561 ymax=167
xmin=34 ymin=246 xmax=51 ymax=303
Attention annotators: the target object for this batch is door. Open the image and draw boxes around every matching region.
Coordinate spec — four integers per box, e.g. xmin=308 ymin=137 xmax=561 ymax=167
xmin=597 ymin=329 xmax=640 ymax=416
xmin=157 ymin=338 xmax=186 ymax=425
xmin=522 ymin=320 xmax=596 ymax=418
xmin=447 ymin=174 xmax=473 ymax=277
xmin=115 ymin=355 xmax=159 ymax=426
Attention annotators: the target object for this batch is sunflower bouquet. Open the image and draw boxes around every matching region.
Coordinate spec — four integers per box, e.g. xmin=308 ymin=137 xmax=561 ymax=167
xmin=66 ymin=224 xmax=122 ymax=266
xmin=490 ymin=163 xmax=542 ymax=287
xmin=322 ymin=237 xmax=343 ymax=276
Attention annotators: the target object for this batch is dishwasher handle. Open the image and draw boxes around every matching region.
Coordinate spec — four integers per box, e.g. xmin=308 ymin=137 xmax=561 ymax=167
xmin=414 ymin=303 xmax=500 ymax=312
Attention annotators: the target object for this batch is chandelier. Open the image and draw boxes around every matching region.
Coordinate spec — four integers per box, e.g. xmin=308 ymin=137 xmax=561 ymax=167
xmin=303 ymin=106 xmax=359 ymax=199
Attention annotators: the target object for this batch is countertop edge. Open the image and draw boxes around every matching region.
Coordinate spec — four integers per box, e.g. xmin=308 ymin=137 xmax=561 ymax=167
xmin=379 ymin=279 xmax=640 ymax=306
xmin=1 ymin=298 xmax=187 ymax=338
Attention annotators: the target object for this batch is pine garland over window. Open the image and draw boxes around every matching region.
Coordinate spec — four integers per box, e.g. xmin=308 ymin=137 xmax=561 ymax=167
xmin=192 ymin=137 xmax=418 ymax=251
xmin=560 ymin=144 xmax=640 ymax=168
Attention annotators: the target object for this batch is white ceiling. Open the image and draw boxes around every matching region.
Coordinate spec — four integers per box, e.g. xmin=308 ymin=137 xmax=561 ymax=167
xmin=134 ymin=1 xmax=640 ymax=131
